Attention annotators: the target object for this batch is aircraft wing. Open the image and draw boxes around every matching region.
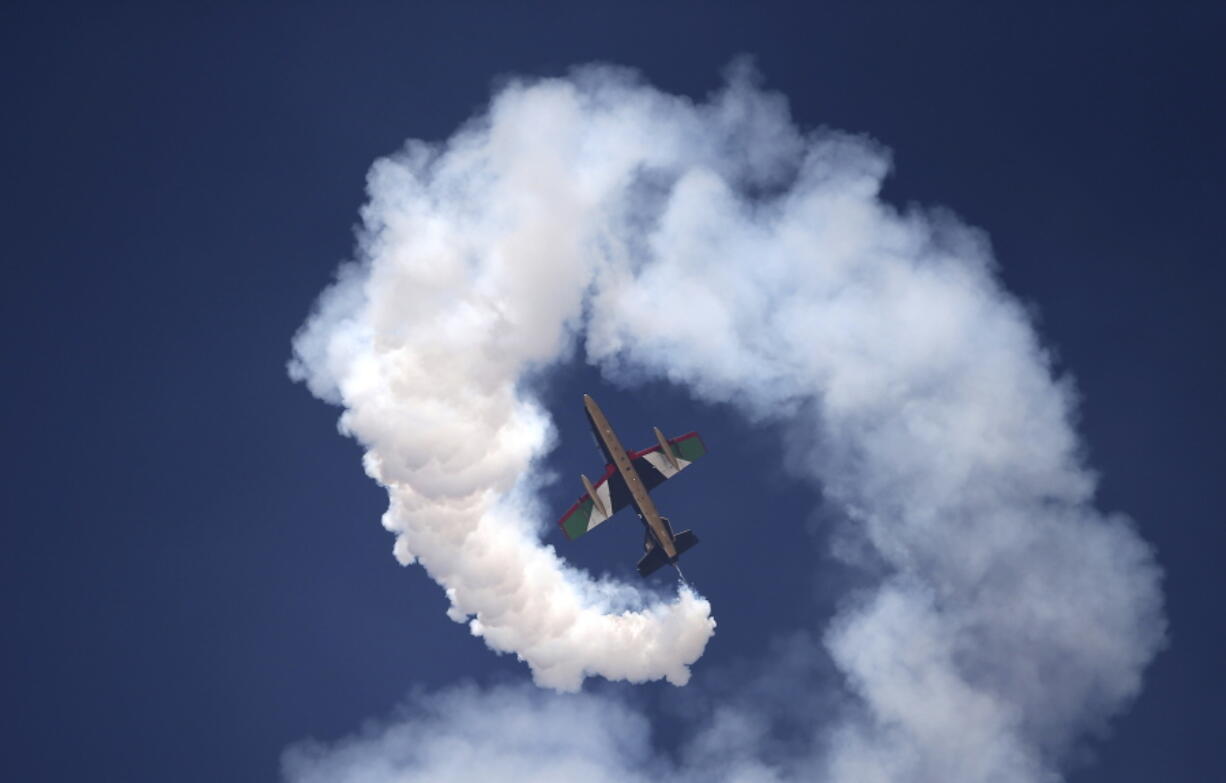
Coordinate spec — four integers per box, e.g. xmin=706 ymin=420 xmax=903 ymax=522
xmin=556 ymin=431 xmax=706 ymax=541
xmin=558 ymin=466 xmax=629 ymax=540
xmin=628 ymin=431 xmax=707 ymax=492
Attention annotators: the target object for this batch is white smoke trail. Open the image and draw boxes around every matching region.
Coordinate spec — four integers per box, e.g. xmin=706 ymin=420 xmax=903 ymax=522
xmin=288 ymin=64 xmax=1165 ymax=780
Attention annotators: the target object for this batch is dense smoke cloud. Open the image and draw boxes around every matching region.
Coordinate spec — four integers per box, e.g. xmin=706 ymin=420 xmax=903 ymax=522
xmin=288 ymin=63 xmax=1164 ymax=780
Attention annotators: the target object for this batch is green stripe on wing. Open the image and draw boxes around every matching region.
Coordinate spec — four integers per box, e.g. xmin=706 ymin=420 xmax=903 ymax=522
xmin=673 ymin=434 xmax=706 ymax=462
xmin=562 ymin=498 xmax=596 ymax=539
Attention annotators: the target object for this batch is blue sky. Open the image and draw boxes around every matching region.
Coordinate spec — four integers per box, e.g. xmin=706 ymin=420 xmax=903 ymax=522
xmin=3 ymin=3 xmax=1223 ymax=781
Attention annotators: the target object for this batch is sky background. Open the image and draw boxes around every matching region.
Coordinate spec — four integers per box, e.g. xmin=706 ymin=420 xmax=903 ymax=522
xmin=4 ymin=2 xmax=1224 ymax=781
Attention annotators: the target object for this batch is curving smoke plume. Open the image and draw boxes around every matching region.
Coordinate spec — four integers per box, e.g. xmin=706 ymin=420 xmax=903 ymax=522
xmin=288 ymin=64 xmax=1165 ymax=780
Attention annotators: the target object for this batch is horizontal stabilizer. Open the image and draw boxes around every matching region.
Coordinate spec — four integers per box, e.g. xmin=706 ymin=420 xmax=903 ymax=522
xmin=636 ymin=546 xmax=671 ymax=577
xmin=636 ymin=530 xmax=699 ymax=577
xmin=672 ymin=529 xmax=699 ymax=555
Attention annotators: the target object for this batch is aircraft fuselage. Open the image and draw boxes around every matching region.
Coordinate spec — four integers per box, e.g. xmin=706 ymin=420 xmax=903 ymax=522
xmin=583 ymin=394 xmax=678 ymax=559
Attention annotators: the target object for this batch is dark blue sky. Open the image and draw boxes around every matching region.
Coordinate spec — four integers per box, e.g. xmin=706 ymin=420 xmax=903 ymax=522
xmin=3 ymin=2 xmax=1223 ymax=781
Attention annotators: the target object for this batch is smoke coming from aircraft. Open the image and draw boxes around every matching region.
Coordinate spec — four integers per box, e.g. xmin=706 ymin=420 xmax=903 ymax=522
xmin=289 ymin=64 xmax=1164 ymax=779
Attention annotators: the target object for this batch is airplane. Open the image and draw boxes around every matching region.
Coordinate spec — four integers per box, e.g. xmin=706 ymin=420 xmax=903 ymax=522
xmin=557 ymin=394 xmax=707 ymax=578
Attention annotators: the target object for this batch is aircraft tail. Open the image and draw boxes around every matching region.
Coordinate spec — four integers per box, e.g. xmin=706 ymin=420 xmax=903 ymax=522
xmin=636 ymin=530 xmax=700 ymax=577
xmin=673 ymin=529 xmax=699 ymax=555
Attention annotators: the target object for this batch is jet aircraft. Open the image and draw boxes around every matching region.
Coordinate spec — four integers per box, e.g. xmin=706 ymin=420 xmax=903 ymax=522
xmin=557 ymin=394 xmax=706 ymax=578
